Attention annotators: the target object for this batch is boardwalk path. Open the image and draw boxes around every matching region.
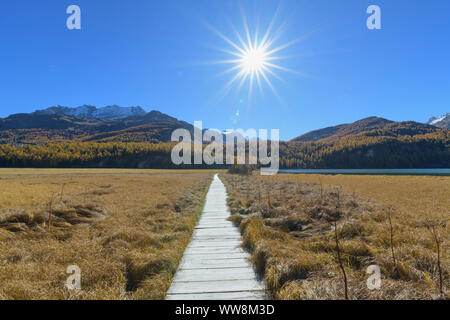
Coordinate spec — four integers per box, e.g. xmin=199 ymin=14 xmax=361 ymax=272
xmin=166 ymin=174 xmax=266 ymax=300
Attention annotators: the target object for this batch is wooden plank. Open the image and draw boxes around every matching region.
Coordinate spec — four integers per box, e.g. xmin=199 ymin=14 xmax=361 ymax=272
xmin=197 ymin=219 xmax=230 ymax=224
xmin=171 ymin=274 xmax=259 ymax=284
xmin=166 ymin=291 xmax=266 ymax=300
xmin=199 ymin=214 xmax=230 ymax=219
xmin=179 ymin=259 xmax=251 ymax=270
xmin=192 ymin=228 xmax=240 ymax=235
xmin=168 ymin=279 xmax=264 ymax=295
xmin=171 ymin=267 xmax=258 ymax=282
xmin=190 ymin=236 xmax=242 ymax=241
xmin=183 ymin=247 xmax=245 ymax=255
xmin=193 ymin=229 xmax=240 ymax=237
xmin=195 ymin=225 xmax=231 ymax=229
xmin=182 ymin=252 xmax=248 ymax=260
xmin=186 ymin=241 xmax=241 ymax=249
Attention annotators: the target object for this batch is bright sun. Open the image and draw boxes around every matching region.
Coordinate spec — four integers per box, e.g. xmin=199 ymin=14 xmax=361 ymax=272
xmin=241 ymin=47 xmax=267 ymax=74
xmin=209 ymin=11 xmax=299 ymax=98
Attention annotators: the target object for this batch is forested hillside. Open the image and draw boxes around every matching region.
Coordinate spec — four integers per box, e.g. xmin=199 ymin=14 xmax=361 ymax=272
xmin=281 ymin=130 xmax=449 ymax=169
xmin=0 ymin=110 xmax=192 ymax=144
xmin=0 ymin=129 xmax=448 ymax=169
xmin=0 ymin=111 xmax=448 ymax=169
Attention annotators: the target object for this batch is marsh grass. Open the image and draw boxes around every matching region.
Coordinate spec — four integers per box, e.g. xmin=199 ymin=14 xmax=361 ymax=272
xmin=221 ymin=173 xmax=449 ymax=300
xmin=0 ymin=170 xmax=213 ymax=299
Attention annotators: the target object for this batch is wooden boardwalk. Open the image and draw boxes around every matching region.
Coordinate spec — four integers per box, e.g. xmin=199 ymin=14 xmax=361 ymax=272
xmin=166 ymin=174 xmax=266 ymax=300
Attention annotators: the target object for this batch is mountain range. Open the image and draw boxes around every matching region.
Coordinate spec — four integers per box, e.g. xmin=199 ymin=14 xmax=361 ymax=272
xmin=1 ymin=105 xmax=448 ymax=144
xmin=0 ymin=106 xmax=192 ymax=144
xmin=283 ymin=116 xmax=449 ymax=169
xmin=33 ymin=105 xmax=147 ymax=120
xmin=291 ymin=116 xmax=444 ymax=142
xmin=0 ymin=105 xmax=448 ymax=169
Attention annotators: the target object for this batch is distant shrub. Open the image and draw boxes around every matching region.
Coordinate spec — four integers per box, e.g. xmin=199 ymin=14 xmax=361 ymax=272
xmin=227 ymin=165 xmax=255 ymax=175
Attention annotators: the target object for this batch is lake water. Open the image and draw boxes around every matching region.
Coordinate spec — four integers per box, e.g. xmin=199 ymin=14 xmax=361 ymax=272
xmin=278 ymin=169 xmax=450 ymax=176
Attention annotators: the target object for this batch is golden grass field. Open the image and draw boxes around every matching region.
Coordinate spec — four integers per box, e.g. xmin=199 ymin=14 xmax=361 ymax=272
xmin=221 ymin=173 xmax=449 ymax=300
xmin=0 ymin=169 xmax=214 ymax=299
xmin=0 ymin=168 xmax=448 ymax=300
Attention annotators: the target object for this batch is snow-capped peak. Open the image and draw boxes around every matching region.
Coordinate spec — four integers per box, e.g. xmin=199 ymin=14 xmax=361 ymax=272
xmin=429 ymin=115 xmax=445 ymax=125
xmin=427 ymin=113 xmax=450 ymax=129
xmin=91 ymin=105 xmax=147 ymax=119
xmin=34 ymin=105 xmax=147 ymax=119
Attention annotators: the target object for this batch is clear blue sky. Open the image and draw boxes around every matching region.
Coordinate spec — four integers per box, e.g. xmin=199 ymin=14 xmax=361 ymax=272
xmin=0 ymin=0 xmax=449 ymax=140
